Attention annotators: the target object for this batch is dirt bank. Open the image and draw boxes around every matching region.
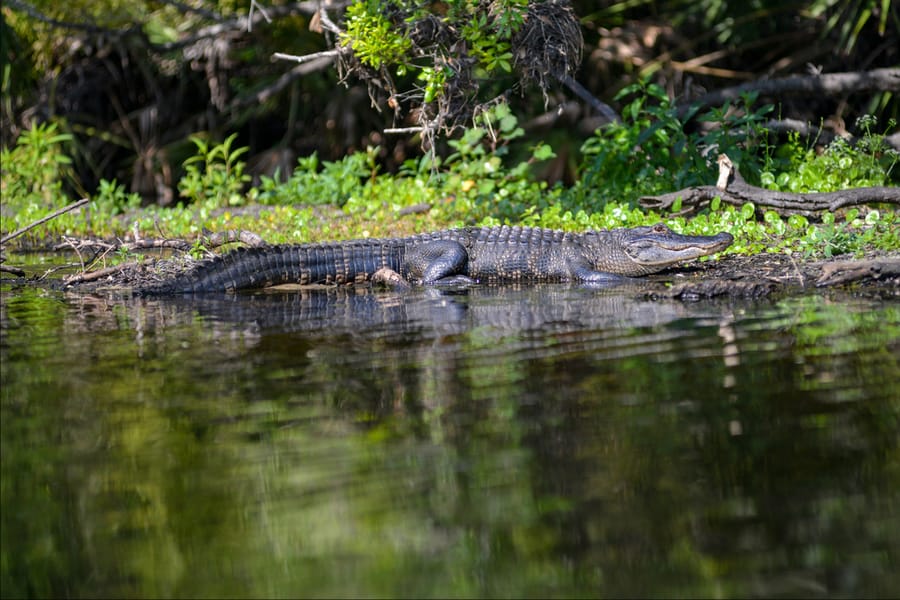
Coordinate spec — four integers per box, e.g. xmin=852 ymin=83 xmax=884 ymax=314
xmin=3 ymin=247 xmax=898 ymax=300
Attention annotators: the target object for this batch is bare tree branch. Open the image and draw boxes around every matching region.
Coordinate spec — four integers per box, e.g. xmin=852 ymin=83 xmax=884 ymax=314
xmin=680 ymin=68 xmax=900 ymax=115
xmin=272 ymin=49 xmax=345 ymax=65
xmin=817 ymin=259 xmax=900 ymax=287
xmin=558 ymin=75 xmax=619 ymax=123
xmin=231 ymin=56 xmax=337 ymax=109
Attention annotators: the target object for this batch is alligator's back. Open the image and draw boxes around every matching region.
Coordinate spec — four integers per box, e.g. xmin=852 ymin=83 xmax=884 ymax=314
xmin=463 ymin=225 xmax=575 ymax=282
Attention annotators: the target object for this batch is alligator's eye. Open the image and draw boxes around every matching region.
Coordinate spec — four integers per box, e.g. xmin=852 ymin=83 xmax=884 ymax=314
xmin=652 ymin=223 xmax=668 ymax=233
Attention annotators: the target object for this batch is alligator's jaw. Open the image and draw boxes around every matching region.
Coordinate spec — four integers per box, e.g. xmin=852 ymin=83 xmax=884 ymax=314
xmin=622 ymin=225 xmax=734 ymax=273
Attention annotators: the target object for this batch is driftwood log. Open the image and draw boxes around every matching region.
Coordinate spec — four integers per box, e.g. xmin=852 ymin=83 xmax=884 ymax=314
xmin=640 ymin=155 xmax=900 ymax=218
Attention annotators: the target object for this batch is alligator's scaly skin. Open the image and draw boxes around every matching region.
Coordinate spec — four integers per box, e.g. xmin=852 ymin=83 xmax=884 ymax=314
xmin=141 ymin=224 xmax=734 ymax=294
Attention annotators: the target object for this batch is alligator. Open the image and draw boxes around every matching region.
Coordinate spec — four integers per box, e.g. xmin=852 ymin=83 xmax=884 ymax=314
xmin=140 ymin=224 xmax=734 ymax=294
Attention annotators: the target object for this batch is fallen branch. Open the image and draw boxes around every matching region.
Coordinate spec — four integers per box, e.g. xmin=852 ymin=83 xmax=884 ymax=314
xmin=1 ymin=198 xmax=90 ymax=245
xmin=63 ymin=260 xmax=153 ymax=285
xmin=679 ymin=67 xmax=900 ymax=115
xmin=640 ymin=155 xmax=900 ymax=217
xmin=816 ymin=259 xmax=900 ymax=287
xmin=201 ymin=230 xmax=266 ymax=248
xmin=0 ymin=264 xmax=27 ymax=277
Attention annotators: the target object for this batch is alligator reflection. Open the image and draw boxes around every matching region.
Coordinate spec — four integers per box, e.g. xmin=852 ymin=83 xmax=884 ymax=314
xmin=3 ymin=284 xmax=898 ymax=598
xmin=157 ymin=283 xmax=729 ymax=345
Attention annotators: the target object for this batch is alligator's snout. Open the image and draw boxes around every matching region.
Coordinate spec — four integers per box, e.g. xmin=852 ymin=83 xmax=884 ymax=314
xmin=685 ymin=231 xmax=733 ymax=252
xmin=624 ymin=225 xmax=734 ymax=268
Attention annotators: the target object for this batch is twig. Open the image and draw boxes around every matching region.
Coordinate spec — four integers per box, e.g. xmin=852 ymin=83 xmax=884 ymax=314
xmin=231 ymin=57 xmax=337 ymax=109
xmin=1 ymin=198 xmax=90 ymax=245
xmin=248 ymin=0 xmax=272 ymax=32
xmin=384 ymin=127 xmax=425 ymax=134
xmin=60 ymin=235 xmax=88 ymax=272
xmin=316 ymin=7 xmax=343 ymax=35
xmin=272 ymin=48 xmax=344 ymax=65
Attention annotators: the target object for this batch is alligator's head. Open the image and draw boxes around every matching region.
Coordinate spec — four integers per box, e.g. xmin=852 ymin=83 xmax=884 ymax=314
xmin=588 ymin=223 xmax=734 ymax=276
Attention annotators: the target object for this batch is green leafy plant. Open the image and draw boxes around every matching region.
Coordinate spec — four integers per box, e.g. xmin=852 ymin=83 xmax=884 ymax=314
xmin=340 ymin=0 xmax=412 ymax=70
xmin=762 ymin=118 xmax=898 ymax=193
xmin=576 ymin=84 xmax=773 ymax=211
xmin=257 ymin=148 xmax=377 ymax=207
xmin=461 ymin=15 xmax=514 ymax=73
xmin=177 ymin=133 xmax=251 ymax=208
xmin=93 ymin=179 xmax=142 ymax=217
xmin=0 ymin=122 xmax=76 ymax=240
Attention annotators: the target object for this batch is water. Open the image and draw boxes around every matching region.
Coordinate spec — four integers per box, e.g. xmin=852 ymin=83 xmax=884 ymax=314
xmin=2 ymin=282 xmax=898 ymax=598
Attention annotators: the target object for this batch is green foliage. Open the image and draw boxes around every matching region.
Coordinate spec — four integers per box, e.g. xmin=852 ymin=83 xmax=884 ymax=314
xmin=94 ymin=179 xmax=142 ymax=217
xmin=761 ymin=117 xmax=898 ymax=192
xmin=336 ymin=0 xmax=534 ymax=114
xmin=809 ymin=0 xmax=898 ymax=54
xmin=340 ymin=0 xmax=413 ymax=70
xmin=796 ymin=209 xmax=899 ymax=257
xmin=258 ymin=148 xmax=377 ymax=206
xmin=427 ymin=103 xmax=558 ymax=223
xmin=177 ymin=133 xmax=251 ymax=208
xmin=576 ymin=83 xmax=773 ymax=210
xmin=459 ymin=2 xmax=524 ymax=74
xmin=0 ymin=122 xmax=74 ymax=235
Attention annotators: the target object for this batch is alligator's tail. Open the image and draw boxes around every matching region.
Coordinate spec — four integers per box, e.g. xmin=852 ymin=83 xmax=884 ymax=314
xmin=139 ymin=241 xmax=405 ymax=294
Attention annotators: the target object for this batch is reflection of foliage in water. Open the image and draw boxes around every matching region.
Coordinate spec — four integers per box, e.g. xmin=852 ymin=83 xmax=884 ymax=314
xmin=1 ymin=288 xmax=898 ymax=597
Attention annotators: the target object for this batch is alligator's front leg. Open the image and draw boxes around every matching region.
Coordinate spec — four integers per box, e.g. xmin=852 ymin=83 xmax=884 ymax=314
xmin=567 ymin=257 xmax=641 ymax=286
xmin=405 ymin=240 xmax=476 ymax=285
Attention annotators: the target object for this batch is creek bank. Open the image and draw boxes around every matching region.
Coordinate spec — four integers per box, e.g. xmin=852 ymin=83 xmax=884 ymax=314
xmin=3 ymin=248 xmax=898 ymax=299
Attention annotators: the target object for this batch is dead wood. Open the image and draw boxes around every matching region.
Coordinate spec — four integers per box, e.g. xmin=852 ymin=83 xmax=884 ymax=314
xmin=63 ymin=260 xmax=153 ymax=285
xmin=816 ymin=259 xmax=900 ymax=287
xmin=558 ymin=75 xmax=619 ymax=123
xmin=52 ymin=230 xmax=265 ymax=255
xmin=0 ymin=264 xmax=27 ymax=277
xmin=640 ymin=154 xmax=900 ymax=217
xmin=679 ymin=68 xmax=900 ymax=115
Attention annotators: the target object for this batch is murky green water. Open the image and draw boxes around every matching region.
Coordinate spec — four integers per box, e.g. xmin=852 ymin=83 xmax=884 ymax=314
xmin=2 ymin=282 xmax=898 ymax=598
